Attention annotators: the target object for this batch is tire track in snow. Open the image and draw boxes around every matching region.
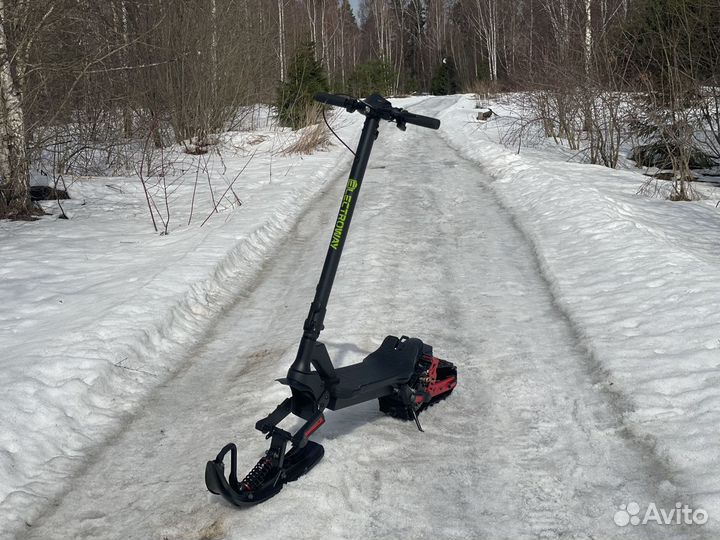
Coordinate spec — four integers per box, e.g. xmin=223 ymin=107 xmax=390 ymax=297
xmin=18 ymin=98 xmax=709 ymax=540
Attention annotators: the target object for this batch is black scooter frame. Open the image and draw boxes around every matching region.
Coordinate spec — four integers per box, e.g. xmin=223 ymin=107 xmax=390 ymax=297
xmin=206 ymin=94 xmax=443 ymax=506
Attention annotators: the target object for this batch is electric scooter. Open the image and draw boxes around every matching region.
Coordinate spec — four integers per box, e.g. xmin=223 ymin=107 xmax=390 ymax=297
xmin=205 ymin=93 xmax=458 ymax=506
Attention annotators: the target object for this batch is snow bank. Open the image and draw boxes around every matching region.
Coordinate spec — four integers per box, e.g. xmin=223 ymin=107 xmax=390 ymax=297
xmin=0 ymin=113 xmax=362 ymax=538
xmin=439 ymin=95 xmax=720 ymax=518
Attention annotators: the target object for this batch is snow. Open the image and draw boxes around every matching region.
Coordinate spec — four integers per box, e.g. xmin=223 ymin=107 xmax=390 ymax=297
xmin=0 ymin=108 xmax=367 ymax=538
xmin=438 ymin=94 xmax=720 ymax=533
xmin=2 ymin=94 xmax=719 ymax=539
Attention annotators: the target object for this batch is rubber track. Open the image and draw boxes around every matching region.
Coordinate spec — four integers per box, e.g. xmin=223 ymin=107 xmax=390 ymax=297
xmin=379 ymin=358 xmax=457 ymax=421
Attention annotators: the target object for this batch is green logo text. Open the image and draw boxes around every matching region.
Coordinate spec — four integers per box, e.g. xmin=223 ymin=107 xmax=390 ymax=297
xmin=330 ymin=178 xmax=358 ymax=250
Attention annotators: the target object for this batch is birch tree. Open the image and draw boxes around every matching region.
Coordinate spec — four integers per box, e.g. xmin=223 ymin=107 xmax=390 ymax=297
xmin=278 ymin=0 xmax=287 ymax=82
xmin=0 ymin=0 xmax=57 ymax=218
xmin=584 ymin=0 xmax=592 ymax=76
xmin=471 ymin=0 xmax=499 ymax=81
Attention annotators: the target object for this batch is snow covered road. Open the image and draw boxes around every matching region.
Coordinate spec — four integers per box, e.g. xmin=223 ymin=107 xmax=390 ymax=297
xmin=18 ymin=98 xmax=706 ymax=539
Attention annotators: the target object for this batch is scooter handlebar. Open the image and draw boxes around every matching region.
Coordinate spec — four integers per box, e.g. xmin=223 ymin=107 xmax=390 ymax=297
xmin=313 ymin=92 xmax=358 ymax=110
xmin=313 ymin=92 xmax=441 ymax=130
xmin=397 ymin=110 xmax=441 ymax=130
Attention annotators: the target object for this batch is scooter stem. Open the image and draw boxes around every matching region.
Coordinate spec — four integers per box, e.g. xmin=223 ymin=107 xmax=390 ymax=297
xmin=290 ymin=114 xmax=381 ymax=374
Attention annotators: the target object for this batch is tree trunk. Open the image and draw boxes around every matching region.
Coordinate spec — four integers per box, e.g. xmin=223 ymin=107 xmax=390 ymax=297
xmin=339 ymin=5 xmax=345 ymax=87
xmin=584 ymin=0 xmax=592 ymax=76
xmin=278 ymin=0 xmax=286 ymax=82
xmin=320 ymin=0 xmax=329 ymax=73
xmin=0 ymin=0 xmax=37 ymax=219
xmin=115 ymin=0 xmax=133 ymax=137
xmin=210 ymin=0 xmax=218 ymax=101
xmin=474 ymin=0 xmax=498 ymax=81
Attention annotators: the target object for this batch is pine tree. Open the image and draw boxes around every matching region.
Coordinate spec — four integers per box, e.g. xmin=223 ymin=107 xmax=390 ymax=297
xmin=276 ymin=41 xmax=329 ymax=129
xmin=430 ymin=57 xmax=459 ymax=95
xmin=347 ymin=60 xmax=394 ymax=98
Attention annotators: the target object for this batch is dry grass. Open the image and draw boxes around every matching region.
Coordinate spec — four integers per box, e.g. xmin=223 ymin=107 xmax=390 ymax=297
xmin=282 ymin=103 xmax=330 ymax=155
xmin=198 ymin=518 xmax=226 ymax=540
xmin=464 ymin=80 xmax=500 ymax=102
xmin=246 ymin=134 xmax=268 ymax=146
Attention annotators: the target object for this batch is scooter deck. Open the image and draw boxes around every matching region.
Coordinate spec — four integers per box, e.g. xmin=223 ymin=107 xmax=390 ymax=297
xmin=328 ymin=335 xmax=424 ymax=408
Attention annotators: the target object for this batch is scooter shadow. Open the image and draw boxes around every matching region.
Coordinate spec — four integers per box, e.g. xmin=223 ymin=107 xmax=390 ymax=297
xmin=314 ymin=400 xmax=386 ymax=443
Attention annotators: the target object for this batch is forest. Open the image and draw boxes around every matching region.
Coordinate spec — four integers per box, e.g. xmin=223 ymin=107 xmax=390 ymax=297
xmin=1 ymin=0 xmax=719 ymax=219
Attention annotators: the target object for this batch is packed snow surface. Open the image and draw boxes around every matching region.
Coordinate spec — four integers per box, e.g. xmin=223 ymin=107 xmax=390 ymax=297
xmin=0 ymin=108 xmax=367 ymax=537
xmin=1 ymin=95 xmax=719 ymax=539
xmin=438 ymin=95 xmax=720 ymax=529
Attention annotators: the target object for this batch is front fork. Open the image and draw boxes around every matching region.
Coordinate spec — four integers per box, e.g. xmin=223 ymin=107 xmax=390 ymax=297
xmin=255 ymin=395 xmax=328 ymax=452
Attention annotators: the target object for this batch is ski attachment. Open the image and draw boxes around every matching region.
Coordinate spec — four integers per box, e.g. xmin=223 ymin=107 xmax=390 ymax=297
xmin=205 ymin=432 xmax=325 ymax=506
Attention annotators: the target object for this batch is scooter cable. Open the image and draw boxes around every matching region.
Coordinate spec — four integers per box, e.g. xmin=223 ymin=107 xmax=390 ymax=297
xmin=322 ymin=108 xmax=356 ymax=157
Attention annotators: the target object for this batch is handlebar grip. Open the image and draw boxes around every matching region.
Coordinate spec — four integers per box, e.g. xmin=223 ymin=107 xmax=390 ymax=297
xmin=399 ymin=111 xmax=441 ymax=130
xmin=313 ymin=92 xmax=356 ymax=109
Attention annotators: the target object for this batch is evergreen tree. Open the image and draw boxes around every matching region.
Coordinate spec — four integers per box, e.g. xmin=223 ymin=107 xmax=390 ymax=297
xmin=430 ymin=57 xmax=459 ymax=95
xmin=347 ymin=60 xmax=395 ymax=97
xmin=276 ymin=41 xmax=329 ymax=129
xmin=340 ymin=0 xmax=357 ymax=28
